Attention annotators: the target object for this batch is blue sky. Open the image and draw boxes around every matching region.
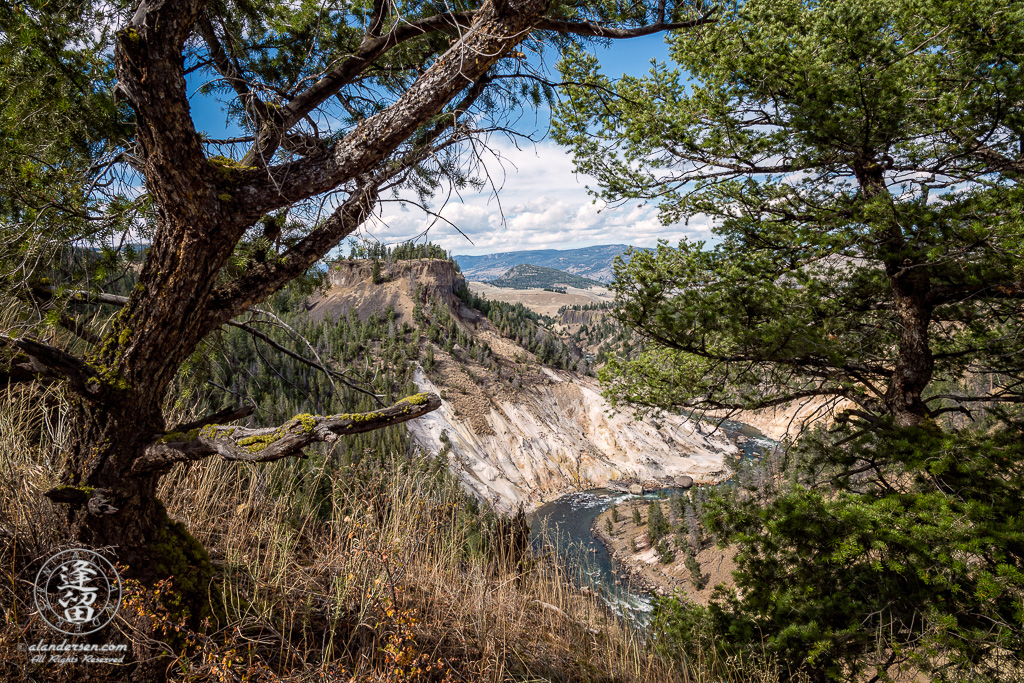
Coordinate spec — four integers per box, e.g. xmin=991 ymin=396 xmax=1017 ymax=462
xmin=185 ymin=32 xmax=709 ymax=256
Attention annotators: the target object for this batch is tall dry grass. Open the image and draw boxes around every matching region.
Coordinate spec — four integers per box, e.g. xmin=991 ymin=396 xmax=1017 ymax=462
xmin=0 ymin=384 xmax=778 ymax=682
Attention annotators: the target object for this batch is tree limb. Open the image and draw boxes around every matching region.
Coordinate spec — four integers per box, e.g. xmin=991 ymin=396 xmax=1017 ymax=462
xmin=208 ymin=70 xmax=492 ymax=325
xmin=67 ymin=290 xmax=130 ymax=306
xmin=238 ymin=0 xmax=571 ymax=214
xmin=0 ymin=334 xmax=102 ymax=397
xmin=535 ymin=12 xmax=718 ymax=39
xmin=167 ymin=404 xmax=255 ymax=434
xmin=929 ymin=280 xmax=1024 ymax=306
xmin=924 ymin=393 xmax=1024 ymax=405
xmin=131 ymin=393 xmax=442 ymax=474
xmin=205 ymin=180 xmax=380 ymax=326
xmin=242 ymin=7 xmax=715 ymax=167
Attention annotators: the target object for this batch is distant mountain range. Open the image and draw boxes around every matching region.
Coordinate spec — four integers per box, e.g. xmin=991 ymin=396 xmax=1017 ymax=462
xmin=454 ymin=244 xmax=646 ymax=284
xmin=488 ymin=264 xmax=603 ymax=290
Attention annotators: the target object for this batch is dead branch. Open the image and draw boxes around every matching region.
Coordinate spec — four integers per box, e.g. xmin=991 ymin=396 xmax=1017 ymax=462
xmin=167 ymin=404 xmax=255 ymax=434
xmin=130 ymin=392 xmax=442 ymax=474
xmin=0 ymin=334 xmax=98 ymax=396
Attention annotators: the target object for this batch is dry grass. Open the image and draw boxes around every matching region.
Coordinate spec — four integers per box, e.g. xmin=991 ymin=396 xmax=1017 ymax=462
xmin=0 ymin=385 xmax=779 ymax=682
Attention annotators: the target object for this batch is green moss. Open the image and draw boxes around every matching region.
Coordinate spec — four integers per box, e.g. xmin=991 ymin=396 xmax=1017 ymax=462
xmin=238 ymin=431 xmax=283 ymax=452
xmin=208 ymin=155 xmax=255 ymax=183
xmin=234 ymin=413 xmax=322 ymax=452
xmin=217 ymin=193 xmax=233 ymax=202
xmin=82 ymin=309 xmax=135 ymax=394
xmin=399 ymin=392 xmax=431 ymax=406
xmin=199 ymin=425 xmax=236 ymax=440
xmin=159 ymin=428 xmax=199 ymax=443
xmin=148 ymin=502 xmax=222 ymax=629
xmin=294 ymin=413 xmax=317 ymax=433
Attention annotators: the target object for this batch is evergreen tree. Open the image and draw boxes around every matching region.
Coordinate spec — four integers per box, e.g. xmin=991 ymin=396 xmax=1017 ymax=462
xmin=557 ymin=0 xmax=1024 ymax=679
xmin=647 ymin=500 xmax=669 ymax=544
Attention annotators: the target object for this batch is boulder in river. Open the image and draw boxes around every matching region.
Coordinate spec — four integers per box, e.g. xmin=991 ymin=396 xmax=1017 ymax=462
xmin=675 ymin=475 xmax=694 ymax=489
xmin=628 ymin=484 xmax=643 ymax=495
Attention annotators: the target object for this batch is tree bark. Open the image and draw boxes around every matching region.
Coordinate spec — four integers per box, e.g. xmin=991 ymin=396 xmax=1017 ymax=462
xmin=854 ymin=158 xmax=935 ymax=428
xmin=884 ymin=270 xmax=934 ymax=427
xmin=56 ymin=393 xmax=221 ymax=626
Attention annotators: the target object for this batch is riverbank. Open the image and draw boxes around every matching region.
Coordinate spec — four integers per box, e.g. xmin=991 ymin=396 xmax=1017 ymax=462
xmin=591 ymin=498 xmax=736 ymax=605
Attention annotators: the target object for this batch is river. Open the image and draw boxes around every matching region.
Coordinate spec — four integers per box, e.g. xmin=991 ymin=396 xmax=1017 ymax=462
xmin=527 ymin=420 xmax=773 ymax=623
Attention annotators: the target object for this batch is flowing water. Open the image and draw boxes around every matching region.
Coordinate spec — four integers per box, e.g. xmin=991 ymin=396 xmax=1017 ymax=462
xmin=527 ymin=420 xmax=773 ymax=623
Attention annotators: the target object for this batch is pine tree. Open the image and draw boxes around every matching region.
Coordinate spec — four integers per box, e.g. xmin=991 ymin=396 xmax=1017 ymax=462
xmin=556 ymin=0 xmax=1024 ymax=678
xmin=647 ymin=500 xmax=669 ymax=544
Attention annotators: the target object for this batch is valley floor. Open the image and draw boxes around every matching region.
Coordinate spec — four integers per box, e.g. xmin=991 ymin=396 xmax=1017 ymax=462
xmin=467 ymin=281 xmax=614 ymax=316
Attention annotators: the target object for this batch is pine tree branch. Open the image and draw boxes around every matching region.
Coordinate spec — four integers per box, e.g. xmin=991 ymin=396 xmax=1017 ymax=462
xmin=131 ymin=393 xmax=442 ymax=473
xmin=225 ymin=319 xmax=385 ymax=405
xmin=924 ymin=393 xmax=1024 ymax=405
xmin=0 ymin=334 xmax=98 ymax=395
xmin=167 ymin=404 xmax=255 ymax=434
xmin=535 ymin=11 xmax=718 ymax=39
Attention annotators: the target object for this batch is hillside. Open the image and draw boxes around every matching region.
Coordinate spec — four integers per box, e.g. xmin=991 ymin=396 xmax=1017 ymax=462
xmin=455 ymin=244 xmax=648 ymax=283
xmin=488 ymin=264 xmax=603 ymax=290
xmin=309 ymin=258 xmax=733 ymax=511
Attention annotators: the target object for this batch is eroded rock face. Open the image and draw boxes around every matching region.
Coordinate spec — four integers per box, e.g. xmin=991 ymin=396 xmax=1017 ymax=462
xmin=308 ymin=258 xmax=733 ymax=512
xmin=408 ymin=368 xmax=733 ymax=512
xmin=309 ymin=259 xmax=466 ymax=324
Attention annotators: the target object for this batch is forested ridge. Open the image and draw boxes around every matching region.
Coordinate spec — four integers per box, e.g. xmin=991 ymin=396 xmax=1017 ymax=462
xmin=486 ymin=264 xmax=603 ymax=291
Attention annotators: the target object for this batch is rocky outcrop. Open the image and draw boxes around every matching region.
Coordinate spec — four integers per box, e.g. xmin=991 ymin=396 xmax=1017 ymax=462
xmin=309 ymin=258 xmax=465 ymax=323
xmin=408 ymin=368 xmax=733 ymax=513
xmin=555 ymin=309 xmax=608 ymax=327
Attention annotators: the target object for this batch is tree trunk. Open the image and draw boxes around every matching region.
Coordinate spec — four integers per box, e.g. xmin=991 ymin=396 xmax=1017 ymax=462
xmin=60 ymin=383 xmax=220 ymax=627
xmin=884 ymin=274 xmax=934 ymax=427
xmin=854 ymin=158 xmax=935 ymax=428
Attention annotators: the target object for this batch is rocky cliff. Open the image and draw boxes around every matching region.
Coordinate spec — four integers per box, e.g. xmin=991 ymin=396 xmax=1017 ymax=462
xmin=309 ymin=258 xmax=467 ymax=323
xmin=408 ymin=368 xmax=732 ymax=512
xmin=308 ymin=258 xmax=734 ymax=511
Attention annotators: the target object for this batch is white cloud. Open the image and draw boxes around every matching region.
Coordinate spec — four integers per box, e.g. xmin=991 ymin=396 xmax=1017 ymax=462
xmin=355 ymin=139 xmax=713 ymax=255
